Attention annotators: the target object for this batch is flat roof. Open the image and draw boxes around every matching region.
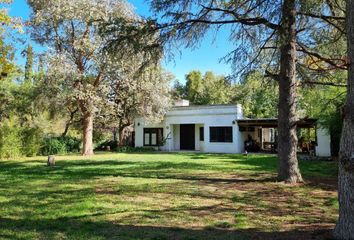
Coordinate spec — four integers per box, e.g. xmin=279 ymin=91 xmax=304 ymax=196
xmin=171 ymin=104 xmax=239 ymax=111
xmin=237 ymin=118 xmax=317 ymax=128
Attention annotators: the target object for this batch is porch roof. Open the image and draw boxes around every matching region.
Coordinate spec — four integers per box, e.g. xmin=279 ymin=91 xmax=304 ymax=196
xmin=237 ymin=118 xmax=317 ymax=128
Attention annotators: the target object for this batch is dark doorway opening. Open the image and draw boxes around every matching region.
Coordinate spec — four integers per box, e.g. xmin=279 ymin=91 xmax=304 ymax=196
xmin=180 ymin=124 xmax=195 ymax=150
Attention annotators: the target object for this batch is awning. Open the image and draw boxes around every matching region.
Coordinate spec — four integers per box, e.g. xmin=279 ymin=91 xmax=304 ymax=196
xmin=237 ymin=118 xmax=317 ymax=128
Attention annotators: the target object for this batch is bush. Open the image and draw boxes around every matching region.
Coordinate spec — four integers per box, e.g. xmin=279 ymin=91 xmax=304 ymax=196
xmin=115 ymin=146 xmax=155 ymax=153
xmin=0 ymin=121 xmax=22 ymax=159
xmin=95 ymin=140 xmax=118 ymax=151
xmin=41 ymin=137 xmax=67 ymax=155
xmin=59 ymin=136 xmax=81 ymax=153
xmin=21 ymin=127 xmax=43 ymax=157
xmin=41 ymin=135 xmax=81 ymax=155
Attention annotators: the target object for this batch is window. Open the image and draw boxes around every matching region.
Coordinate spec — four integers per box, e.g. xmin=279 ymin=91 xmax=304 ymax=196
xmin=210 ymin=127 xmax=233 ymax=143
xmin=200 ymin=127 xmax=204 ymax=141
xmin=144 ymin=128 xmax=163 ymax=146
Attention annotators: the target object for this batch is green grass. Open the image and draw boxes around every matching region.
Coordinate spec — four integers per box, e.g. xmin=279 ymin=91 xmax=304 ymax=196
xmin=0 ymin=153 xmax=338 ymax=240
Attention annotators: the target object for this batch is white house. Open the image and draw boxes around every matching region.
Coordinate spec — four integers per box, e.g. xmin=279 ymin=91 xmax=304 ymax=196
xmin=134 ymin=100 xmax=331 ymax=157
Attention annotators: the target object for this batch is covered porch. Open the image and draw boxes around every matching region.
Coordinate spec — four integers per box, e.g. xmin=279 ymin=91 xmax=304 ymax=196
xmin=237 ymin=118 xmax=331 ymax=157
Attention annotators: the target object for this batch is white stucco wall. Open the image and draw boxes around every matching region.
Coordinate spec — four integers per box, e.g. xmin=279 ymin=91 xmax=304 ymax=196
xmin=134 ymin=105 xmax=244 ymax=153
xmin=135 ymin=105 xmax=331 ymax=156
xmin=315 ymin=127 xmax=331 ymax=157
xmin=134 ymin=118 xmax=167 ymax=150
xmin=173 ymin=124 xmax=180 ymax=151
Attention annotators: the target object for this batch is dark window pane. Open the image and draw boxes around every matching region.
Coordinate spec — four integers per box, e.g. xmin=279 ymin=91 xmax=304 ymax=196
xmin=210 ymin=127 xmax=233 ymax=143
xmin=200 ymin=127 xmax=204 ymax=141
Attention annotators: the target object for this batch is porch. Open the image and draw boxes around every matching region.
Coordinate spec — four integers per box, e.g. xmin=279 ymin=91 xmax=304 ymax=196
xmin=237 ymin=118 xmax=331 ymax=157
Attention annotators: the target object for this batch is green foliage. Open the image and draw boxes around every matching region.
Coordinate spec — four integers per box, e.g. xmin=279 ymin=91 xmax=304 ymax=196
xmin=234 ymin=71 xmax=278 ymax=118
xmin=299 ymin=84 xmax=346 ymax=156
xmin=41 ymin=136 xmax=81 ymax=155
xmin=174 ymin=70 xmax=233 ymax=105
xmin=21 ymin=126 xmax=43 ymax=157
xmin=40 ymin=137 xmax=67 ymax=155
xmin=115 ymin=146 xmax=156 ymax=153
xmin=60 ymin=136 xmax=81 ymax=153
xmin=0 ymin=120 xmax=22 ymax=158
xmin=173 ymin=70 xmax=278 ymax=119
xmin=0 ymin=78 xmax=14 ymax=121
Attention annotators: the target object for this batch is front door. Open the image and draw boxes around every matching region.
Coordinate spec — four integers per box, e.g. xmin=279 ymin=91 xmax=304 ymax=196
xmin=180 ymin=124 xmax=195 ymax=150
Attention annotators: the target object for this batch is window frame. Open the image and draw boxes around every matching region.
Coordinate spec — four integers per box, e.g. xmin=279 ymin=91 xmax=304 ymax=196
xmin=143 ymin=128 xmax=164 ymax=146
xmin=209 ymin=127 xmax=233 ymax=143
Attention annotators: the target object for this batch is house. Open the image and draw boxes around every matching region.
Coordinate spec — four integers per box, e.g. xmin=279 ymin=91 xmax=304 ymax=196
xmin=134 ymin=100 xmax=331 ymax=157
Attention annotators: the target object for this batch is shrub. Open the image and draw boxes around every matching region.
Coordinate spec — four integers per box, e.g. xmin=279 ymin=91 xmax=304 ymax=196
xmin=41 ymin=137 xmax=67 ymax=155
xmin=95 ymin=140 xmax=118 ymax=151
xmin=0 ymin=122 xmax=22 ymax=159
xmin=58 ymin=136 xmax=81 ymax=153
xmin=116 ymin=146 xmax=155 ymax=153
xmin=40 ymin=135 xmax=81 ymax=155
xmin=21 ymin=127 xmax=43 ymax=157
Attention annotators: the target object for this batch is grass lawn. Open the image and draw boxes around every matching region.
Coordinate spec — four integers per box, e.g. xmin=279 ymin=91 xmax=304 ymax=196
xmin=0 ymin=153 xmax=338 ymax=240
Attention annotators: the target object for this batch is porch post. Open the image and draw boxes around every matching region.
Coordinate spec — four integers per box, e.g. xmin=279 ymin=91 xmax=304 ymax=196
xmin=166 ymin=124 xmax=174 ymax=151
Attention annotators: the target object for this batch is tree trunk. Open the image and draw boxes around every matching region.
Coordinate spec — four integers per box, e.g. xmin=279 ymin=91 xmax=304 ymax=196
xmin=62 ymin=108 xmax=78 ymax=137
xmin=277 ymin=0 xmax=303 ymax=183
xmin=334 ymin=0 xmax=354 ymax=238
xmin=118 ymin=126 xmax=127 ymax=147
xmin=82 ymin=112 xmax=94 ymax=156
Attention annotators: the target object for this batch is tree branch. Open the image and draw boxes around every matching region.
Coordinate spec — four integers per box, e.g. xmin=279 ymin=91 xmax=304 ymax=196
xmin=301 ymin=80 xmax=347 ymax=87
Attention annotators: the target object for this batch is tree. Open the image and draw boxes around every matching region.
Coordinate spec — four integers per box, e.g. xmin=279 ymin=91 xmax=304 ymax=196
xmin=184 ymin=70 xmax=203 ymax=103
xmin=104 ymin=64 xmax=172 ymax=146
xmin=0 ymin=0 xmax=21 ymax=80
xmin=149 ymin=0 xmax=346 ymax=183
xmin=234 ymin=71 xmax=278 ymax=118
xmin=23 ymin=45 xmax=34 ymax=85
xmin=276 ymin=0 xmax=303 ymax=182
xmin=28 ymin=0 xmax=139 ymax=155
xmin=0 ymin=0 xmax=22 ymax=122
xmin=150 ymin=0 xmax=298 ymax=181
xmin=174 ymin=70 xmax=233 ymax=105
xmin=334 ymin=0 xmax=354 ymax=238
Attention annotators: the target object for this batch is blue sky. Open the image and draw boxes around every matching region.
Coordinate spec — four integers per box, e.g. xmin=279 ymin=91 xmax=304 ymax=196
xmin=8 ymin=0 xmax=232 ymax=82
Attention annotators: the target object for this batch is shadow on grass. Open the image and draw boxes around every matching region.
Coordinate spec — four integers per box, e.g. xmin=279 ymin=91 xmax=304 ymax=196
xmin=0 ymin=153 xmax=337 ymax=191
xmin=0 ymin=217 xmax=334 ymax=240
xmin=0 ymin=158 xmax=278 ymax=188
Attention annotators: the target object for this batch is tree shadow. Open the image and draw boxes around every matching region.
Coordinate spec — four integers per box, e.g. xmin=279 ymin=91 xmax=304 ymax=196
xmin=0 ymin=217 xmax=335 ymax=240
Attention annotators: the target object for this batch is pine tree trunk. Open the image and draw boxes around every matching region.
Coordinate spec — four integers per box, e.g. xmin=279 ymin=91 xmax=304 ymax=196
xmin=82 ymin=112 xmax=94 ymax=156
xmin=277 ymin=0 xmax=303 ymax=183
xmin=334 ymin=0 xmax=354 ymax=238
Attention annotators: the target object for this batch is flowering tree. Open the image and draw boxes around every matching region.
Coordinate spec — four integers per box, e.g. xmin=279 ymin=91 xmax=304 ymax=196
xmin=105 ymin=62 xmax=173 ymax=145
xmin=28 ymin=0 xmax=140 ymax=155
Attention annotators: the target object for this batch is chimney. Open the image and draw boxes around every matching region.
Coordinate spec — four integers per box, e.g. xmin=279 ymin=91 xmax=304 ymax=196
xmin=174 ymin=99 xmax=190 ymax=107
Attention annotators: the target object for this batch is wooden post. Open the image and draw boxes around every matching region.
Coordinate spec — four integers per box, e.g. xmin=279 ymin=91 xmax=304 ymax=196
xmin=47 ymin=155 xmax=55 ymax=166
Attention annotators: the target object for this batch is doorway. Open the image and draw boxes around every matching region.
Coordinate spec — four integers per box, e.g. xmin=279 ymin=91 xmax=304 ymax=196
xmin=180 ymin=124 xmax=195 ymax=150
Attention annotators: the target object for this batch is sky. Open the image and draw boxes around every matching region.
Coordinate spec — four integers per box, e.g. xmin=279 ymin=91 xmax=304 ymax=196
xmin=8 ymin=0 xmax=233 ymax=83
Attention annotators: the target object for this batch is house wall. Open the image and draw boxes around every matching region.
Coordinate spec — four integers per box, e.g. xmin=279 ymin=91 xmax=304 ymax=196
xmin=134 ymin=118 xmax=167 ymax=151
xmin=315 ymin=126 xmax=331 ymax=157
xmin=135 ymin=106 xmax=331 ymax=156
xmin=134 ymin=105 xmax=244 ymax=153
